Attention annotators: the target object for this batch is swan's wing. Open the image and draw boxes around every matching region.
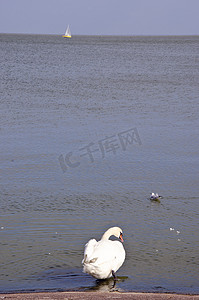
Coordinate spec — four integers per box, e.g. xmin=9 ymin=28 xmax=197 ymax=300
xmin=82 ymin=239 xmax=97 ymax=264
xmin=91 ymin=240 xmax=125 ymax=270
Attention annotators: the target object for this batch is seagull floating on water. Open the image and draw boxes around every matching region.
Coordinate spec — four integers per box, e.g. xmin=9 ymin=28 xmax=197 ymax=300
xmin=150 ymin=192 xmax=162 ymax=201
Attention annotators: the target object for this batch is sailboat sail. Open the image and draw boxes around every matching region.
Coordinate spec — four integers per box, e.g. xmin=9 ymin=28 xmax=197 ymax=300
xmin=62 ymin=25 xmax=71 ymax=38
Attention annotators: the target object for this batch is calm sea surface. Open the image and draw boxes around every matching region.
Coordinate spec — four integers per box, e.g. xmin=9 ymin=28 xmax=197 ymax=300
xmin=0 ymin=34 xmax=199 ymax=294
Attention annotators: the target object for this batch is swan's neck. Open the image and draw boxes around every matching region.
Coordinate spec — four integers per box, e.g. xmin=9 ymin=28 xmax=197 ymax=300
xmin=101 ymin=231 xmax=111 ymax=240
xmin=101 ymin=227 xmax=119 ymax=240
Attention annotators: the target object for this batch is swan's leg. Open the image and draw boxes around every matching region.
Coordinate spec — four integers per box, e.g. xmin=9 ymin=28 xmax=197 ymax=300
xmin=111 ymin=270 xmax=117 ymax=288
xmin=112 ymin=270 xmax=117 ymax=280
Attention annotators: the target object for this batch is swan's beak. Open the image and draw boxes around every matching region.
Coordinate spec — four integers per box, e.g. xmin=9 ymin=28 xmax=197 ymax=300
xmin=119 ymin=232 xmax=124 ymax=242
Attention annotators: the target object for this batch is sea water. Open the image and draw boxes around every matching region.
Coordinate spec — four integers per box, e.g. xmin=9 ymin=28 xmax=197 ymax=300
xmin=0 ymin=34 xmax=199 ymax=293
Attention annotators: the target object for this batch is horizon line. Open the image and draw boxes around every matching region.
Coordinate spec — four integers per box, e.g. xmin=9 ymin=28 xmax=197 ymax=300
xmin=1 ymin=32 xmax=199 ymax=37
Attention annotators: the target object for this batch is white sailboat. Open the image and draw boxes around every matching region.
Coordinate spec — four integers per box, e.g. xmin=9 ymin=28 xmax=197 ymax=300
xmin=62 ymin=25 xmax=71 ymax=38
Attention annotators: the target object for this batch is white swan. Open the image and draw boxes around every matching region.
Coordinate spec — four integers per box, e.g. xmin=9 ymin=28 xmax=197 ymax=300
xmin=82 ymin=227 xmax=125 ymax=280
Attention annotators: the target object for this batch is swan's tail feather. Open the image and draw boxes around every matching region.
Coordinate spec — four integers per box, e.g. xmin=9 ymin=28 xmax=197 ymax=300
xmin=89 ymin=257 xmax=98 ymax=263
xmin=82 ymin=254 xmax=98 ymax=265
xmin=82 ymin=254 xmax=87 ymax=264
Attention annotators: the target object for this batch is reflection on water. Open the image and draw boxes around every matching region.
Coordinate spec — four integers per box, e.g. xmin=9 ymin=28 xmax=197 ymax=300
xmin=24 ymin=268 xmax=128 ymax=293
xmin=85 ymin=277 xmax=128 ymax=292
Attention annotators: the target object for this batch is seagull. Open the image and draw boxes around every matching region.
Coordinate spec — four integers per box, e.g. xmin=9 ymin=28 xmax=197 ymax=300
xmin=150 ymin=192 xmax=162 ymax=201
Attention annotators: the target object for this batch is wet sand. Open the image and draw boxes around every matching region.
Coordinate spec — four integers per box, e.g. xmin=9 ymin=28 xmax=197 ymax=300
xmin=1 ymin=292 xmax=199 ymax=300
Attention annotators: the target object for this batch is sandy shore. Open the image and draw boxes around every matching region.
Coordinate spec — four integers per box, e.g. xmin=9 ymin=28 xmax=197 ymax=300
xmin=0 ymin=292 xmax=199 ymax=300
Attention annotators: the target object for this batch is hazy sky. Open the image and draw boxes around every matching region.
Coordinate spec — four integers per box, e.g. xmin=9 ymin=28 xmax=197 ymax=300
xmin=1 ymin=0 xmax=199 ymax=35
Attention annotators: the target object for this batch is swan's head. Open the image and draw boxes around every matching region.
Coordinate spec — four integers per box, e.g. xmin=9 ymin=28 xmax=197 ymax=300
xmin=119 ymin=231 xmax=124 ymax=242
xmin=101 ymin=226 xmax=124 ymax=242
